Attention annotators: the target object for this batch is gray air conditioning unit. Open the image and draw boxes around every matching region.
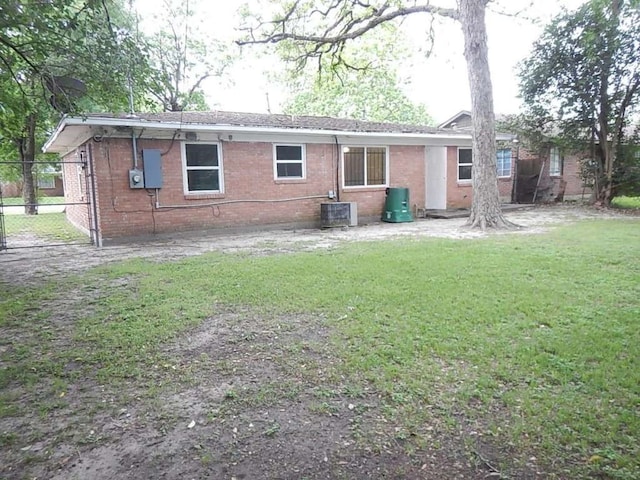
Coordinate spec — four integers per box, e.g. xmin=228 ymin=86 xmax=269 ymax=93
xmin=320 ymin=202 xmax=358 ymax=228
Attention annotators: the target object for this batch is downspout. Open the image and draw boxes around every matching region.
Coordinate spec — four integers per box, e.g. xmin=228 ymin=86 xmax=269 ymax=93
xmin=87 ymin=142 xmax=102 ymax=247
xmin=131 ymin=129 xmax=139 ymax=169
xmin=334 ymin=135 xmax=341 ymax=201
xmin=511 ymin=137 xmax=519 ymax=203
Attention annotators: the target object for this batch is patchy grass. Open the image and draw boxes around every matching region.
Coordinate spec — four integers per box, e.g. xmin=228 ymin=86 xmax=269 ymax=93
xmin=3 ymin=212 xmax=86 ymax=242
xmin=611 ymin=195 xmax=640 ymax=210
xmin=1 ymin=196 xmax=65 ymax=206
xmin=1 ymin=219 xmax=639 ymax=478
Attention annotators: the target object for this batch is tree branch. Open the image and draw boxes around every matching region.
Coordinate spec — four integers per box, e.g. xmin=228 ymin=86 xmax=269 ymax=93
xmin=186 ymin=73 xmax=211 ymax=98
xmin=0 ymin=35 xmax=40 ymax=73
xmin=237 ymin=3 xmax=458 ymax=47
xmin=0 ymin=55 xmax=29 ymax=99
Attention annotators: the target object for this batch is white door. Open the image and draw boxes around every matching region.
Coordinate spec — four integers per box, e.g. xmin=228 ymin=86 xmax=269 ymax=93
xmin=426 ymin=146 xmax=447 ymax=209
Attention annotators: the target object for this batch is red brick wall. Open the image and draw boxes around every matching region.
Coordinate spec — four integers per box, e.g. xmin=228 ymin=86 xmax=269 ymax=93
xmin=390 ymin=145 xmax=426 ymax=210
xmin=445 ymin=146 xmax=514 ymax=208
xmin=62 ymin=149 xmax=91 ymax=233
xmin=562 ymin=153 xmax=589 ymax=198
xmin=89 ymin=138 xmax=428 ymax=240
xmin=498 ymin=177 xmax=514 ymax=201
xmin=41 ymin=177 xmax=64 ymax=197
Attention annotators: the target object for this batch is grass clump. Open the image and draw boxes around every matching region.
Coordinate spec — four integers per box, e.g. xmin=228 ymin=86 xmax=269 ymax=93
xmin=611 ymin=195 xmax=640 ymax=209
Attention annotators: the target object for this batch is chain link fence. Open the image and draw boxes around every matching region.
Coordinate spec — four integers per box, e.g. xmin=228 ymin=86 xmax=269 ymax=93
xmin=0 ymin=160 xmax=95 ymax=250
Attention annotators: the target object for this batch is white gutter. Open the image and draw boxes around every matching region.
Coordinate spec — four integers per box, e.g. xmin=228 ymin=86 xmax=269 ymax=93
xmin=44 ymin=115 xmax=514 ymax=152
xmin=43 ymin=115 xmax=71 ymax=152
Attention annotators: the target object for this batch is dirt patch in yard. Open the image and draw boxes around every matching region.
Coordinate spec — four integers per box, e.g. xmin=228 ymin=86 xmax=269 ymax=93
xmin=0 ymin=305 xmax=505 ymax=480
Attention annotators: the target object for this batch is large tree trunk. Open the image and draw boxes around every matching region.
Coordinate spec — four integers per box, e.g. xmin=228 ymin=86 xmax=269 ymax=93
xmin=20 ymin=114 xmax=38 ymax=215
xmin=594 ymin=0 xmax=622 ymax=207
xmin=459 ymin=0 xmax=515 ymax=229
xmin=599 ymin=134 xmax=614 ymax=206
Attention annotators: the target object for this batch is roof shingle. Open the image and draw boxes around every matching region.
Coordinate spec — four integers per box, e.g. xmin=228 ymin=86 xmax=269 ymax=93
xmin=85 ymin=111 xmax=465 ymax=135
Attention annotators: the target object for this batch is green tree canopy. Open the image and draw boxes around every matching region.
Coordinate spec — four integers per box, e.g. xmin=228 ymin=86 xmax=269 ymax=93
xmin=281 ymin=29 xmax=433 ymax=125
xmin=0 ymin=0 xmax=150 ymax=211
xmin=141 ymin=0 xmax=233 ymax=112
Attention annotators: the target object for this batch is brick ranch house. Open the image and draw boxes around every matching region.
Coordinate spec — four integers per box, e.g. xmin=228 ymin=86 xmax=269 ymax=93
xmin=440 ymin=111 xmax=593 ymax=202
xmin=1 ymin=167 xmax=64 ymax=198
xmin=43 ymin=111 xmax=515 ymax=244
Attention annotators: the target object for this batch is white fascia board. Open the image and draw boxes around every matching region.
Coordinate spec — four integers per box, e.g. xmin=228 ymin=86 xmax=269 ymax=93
xmin=437 ymin=110 xmax=472 ymax=129
xmin=497 ymin=133 xmax=515 ymax=141
xmin=42 ymin=115 xmax=70 ymax=152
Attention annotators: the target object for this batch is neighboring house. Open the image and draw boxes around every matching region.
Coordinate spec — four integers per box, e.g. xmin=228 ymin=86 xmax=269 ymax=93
xmin=440 ymin=110 xmax=592 ymax=203
xmin=0 ymin=167 xmax=64 ymax=198
xmin=37 ymin=166 xmax=65 ymax=197
xmin=43 ymin=111 xmax=513 ymax=243
xmin=438 ymin=110 xmax=516 ymax=205
xmin=514 ymin=144 xmax=589 ymax=203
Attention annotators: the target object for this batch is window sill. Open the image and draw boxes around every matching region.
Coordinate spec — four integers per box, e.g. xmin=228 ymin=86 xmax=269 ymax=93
xmin=342 ymin=185 xmax=388 ymax=192
xmin=184 ymin=193 xmax=225 ymax=200
xmin=457 ymin=180 xmax=472 ymax=186
xmin=275 ymin=178 xmax=306 ymax=184
xmin=498 ymin=176 xmax=512 ymax=180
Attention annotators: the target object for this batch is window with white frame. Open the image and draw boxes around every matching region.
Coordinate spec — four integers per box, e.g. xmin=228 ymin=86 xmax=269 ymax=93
xmin=274 ymin=144 xmax=305 ymax=179
xmin=549 ymin=147 xmax=562 ymax=176
xmin=343 ymin=146 xmax=387 ymax=187
xmin=38 ymin=176 xmax=55 ymax=189
xmin=458 ymin=148 xmax=473 ymax=181
xmin=496 ymin=149 xmax=512 ymax=177
xmin=182 ymin=143 xmax=223 ymax=193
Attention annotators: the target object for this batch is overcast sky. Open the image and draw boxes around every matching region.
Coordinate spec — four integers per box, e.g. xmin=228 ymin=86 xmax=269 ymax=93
xmin=135 ymin=0 xmax=587 ymax=124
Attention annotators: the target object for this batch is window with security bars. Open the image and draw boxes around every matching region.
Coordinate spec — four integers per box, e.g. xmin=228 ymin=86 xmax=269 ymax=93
xmin=343 ymin=146 xmax=387 ymax=187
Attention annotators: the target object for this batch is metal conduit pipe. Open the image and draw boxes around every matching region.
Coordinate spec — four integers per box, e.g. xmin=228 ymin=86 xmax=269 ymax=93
xmin=154 ymin=190 xmax=330 ymax=209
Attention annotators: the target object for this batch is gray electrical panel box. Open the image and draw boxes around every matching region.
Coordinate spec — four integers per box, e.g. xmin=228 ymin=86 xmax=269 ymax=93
xmin=143 ymin=149 xmax=163 ymax=188
xmin=129 ymin=168 xmax=144 ymax=189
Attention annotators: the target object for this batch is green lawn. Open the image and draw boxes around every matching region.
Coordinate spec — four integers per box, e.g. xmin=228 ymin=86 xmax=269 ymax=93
xmin=1 ymin=196 xmax=64 ymax=206
xmin=612 ymin=195 xmax=640 ymax=209
xmin=2 ymin=212 xmax=86 ymax=242
xmin=1 ymin=219 xmax=638 ymax=478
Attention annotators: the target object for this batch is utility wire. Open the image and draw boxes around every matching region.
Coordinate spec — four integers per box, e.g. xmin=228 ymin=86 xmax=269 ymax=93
xmin=179 ymin=0 xmax=190 ymax=127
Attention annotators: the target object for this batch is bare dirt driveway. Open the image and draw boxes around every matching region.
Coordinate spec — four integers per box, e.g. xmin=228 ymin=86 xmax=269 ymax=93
xmin=0 ymin=205 xmax=635 ymax=480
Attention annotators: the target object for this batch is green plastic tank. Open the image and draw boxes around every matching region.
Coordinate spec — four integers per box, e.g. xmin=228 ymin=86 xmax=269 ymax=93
xmin=382 ymin=187 xmax=413 ymax=223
